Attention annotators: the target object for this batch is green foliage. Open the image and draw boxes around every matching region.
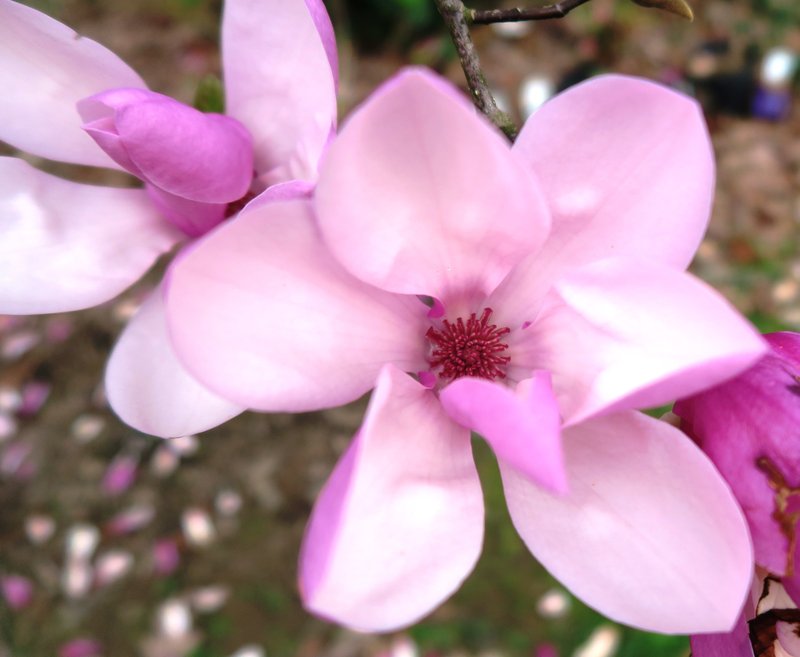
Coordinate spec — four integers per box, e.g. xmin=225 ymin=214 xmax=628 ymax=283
xmin=194 ymin=74 xmax=226 ymax=114
xmin=341 ymin=0 xmax=439 ymax=52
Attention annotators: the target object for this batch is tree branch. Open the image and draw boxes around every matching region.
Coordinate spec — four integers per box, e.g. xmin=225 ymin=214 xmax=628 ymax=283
xmin=467 ymin=0 xmax=592 ymax=24
xmin=433 ymin=0 xmax=518 ymax=140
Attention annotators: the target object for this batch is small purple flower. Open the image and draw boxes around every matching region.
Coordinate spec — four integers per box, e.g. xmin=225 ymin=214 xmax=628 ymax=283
xmin=1 ymin=574 xmax=32 ymax=610
xmin=59 ymin=638 xmax=102 ymax=657
xmin=676 ymin=332 xmax=800 ymax=656
xmin=676 ymin=332 xmax=800 ymax=592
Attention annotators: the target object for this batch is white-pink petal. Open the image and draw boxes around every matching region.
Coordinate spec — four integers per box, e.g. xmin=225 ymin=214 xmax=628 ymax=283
xmin=165 ymin=198 xmax=427 ymax=412
xmin=439 ymin=372 xmax=567 ymax=493
xmin=105 ymin=286 xmax=244 ymax=438
xmin=519 ymin=258 xmax=767 ymax=424
xmin=516 ymin=74 xmax=714 ymax=270
xmin=493 ymin=75 xmax=714 ymax=329
xmin=300 ymin=364 xmax=483 ymax=632
xmin=222 ymin=0 xmax=337 ymax=183
xmin=315 ymin=68 xmax=550 ymax=300
xmin=0 ymin=0 xmax=146 ymax=168
xmin=502 ymin=411 xmax=753 ymax=634
xmin=0 ymin=157 xmax=180 ymax=314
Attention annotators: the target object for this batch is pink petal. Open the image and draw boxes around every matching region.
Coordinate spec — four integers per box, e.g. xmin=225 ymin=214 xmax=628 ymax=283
xmin=691 ymin=611 xmax=754 ymax=657
xmin=0 ymin=157 xmax=181 ymax=314
xmin=304 ymin=0 xmax=339 ymax=87
xmin=496 ymin=76 xmax=713 ymax=328
xmin=520 ymin=258 xmax=767 ymax=425
xmin=165 ymin=198 xmax=427 ymax=412
xmin=222 ymin=0 xmax=337 ymax=182
xmin=59 ymin=638 xmax=102 ymax=657
xmin=79 ymin=89 xmax=253 ymax=204
xmin=501 ymin=411 xmax=753 ymax=634
xmin=145 ymin=186 xmax=226 ymax=238
xmin=1 ymin=574 xmax=33 ymax=610
xmin=0 ymin=0 xmax=146 ymax=168
xmin=299 ymin=364 xmax=483 ymax=632
xmin=315 ymin=68 xmax=550 ymax=300
xmin=439 ymin=371 xmax=567 ymax=493
xmin=105 ymin=286 xmax=244 ymax=438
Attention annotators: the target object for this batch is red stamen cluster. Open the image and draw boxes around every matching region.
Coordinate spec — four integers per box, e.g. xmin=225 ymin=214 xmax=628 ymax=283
xmin=426 ymin=308 xmax=511 ymax=382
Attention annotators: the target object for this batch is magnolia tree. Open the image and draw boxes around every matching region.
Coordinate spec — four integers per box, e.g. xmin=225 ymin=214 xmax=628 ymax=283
xmin=0 ymin=0 xmax=797 ymax=655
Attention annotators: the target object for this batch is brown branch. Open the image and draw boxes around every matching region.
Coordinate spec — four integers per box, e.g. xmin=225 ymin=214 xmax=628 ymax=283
xmin=433 ymin=0 xmax=518 ymax=141
xmin=467 ymin=0 xmax=592 ymax=24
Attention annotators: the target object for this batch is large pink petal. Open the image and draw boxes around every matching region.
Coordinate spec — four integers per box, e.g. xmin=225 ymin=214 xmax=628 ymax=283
xmin=0 ymin=0 xmax=146 ymax=168
xmin=299 ymin=364 xmax=483 ymax=632
xmin=691 ymin=611 xmax=755 ymax=657
xmin=439 ymin=372 xmax=567 ymax=493
xmin=165 ymin=198 xmax=427 ymax=412
xmin=494 ymin=75 xmax=714 ymax=328
xmin=315 ymin=68 xmax=550 ymax=300
xmin=502 ymin=411 xmax=753 ymax=634
xmin=0 ymin=157 xmax=180 ymax=314
xmin=79 ymin=89 xmax=253 ymax=204
xmin=106 ymin=286 xmax=244 ymax=438
xmin=517 ymin=258 xmax=767 ymax=425
xmin=222 ymin=0 xmax=337 ymax=183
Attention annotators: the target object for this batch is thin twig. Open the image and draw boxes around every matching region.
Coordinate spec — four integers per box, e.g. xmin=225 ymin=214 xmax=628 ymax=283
xmin=433 ymin=0 xmax=518 ymax=140
xmin=467 ymin=0 xmax=592 ymax=24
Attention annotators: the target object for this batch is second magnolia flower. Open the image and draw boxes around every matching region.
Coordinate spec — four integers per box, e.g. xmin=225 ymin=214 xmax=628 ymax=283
xmin=166 ymin=69 xmax=766 ymax=633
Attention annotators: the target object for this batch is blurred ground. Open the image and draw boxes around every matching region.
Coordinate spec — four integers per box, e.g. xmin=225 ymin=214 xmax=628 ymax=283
xmin=1 ymin=1 xmax=800 ymax=656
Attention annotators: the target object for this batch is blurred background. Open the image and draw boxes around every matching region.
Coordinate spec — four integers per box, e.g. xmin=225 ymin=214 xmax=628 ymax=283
xmin=1 ymin=0 xmax=800 ymax=655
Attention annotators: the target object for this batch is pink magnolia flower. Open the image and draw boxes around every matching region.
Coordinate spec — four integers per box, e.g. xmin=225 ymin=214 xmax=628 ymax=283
xmin=675 ymin=332 xmax=800 ymax=656
xmin=0 ymin=0 xmax=337 ymax=437
xmin=166 ymin=69 xmax=767 ymax=632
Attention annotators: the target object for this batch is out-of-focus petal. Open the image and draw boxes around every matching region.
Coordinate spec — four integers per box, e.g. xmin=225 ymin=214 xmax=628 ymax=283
xmin=165 ymin=198 xmax=427 ymax=412
xmin=502 ymin=411 xmax=753 ymax=634
xmin=222 ymin=0 xmax=337 ymax=183
xmin=439 ymin=372 xmax=567 ymax=493
xmin=0 ymin=0 xmax=146 ymax=168
xmin=315 ymin=68 xmax=550 ymax=300
xmin=495 ymin=76 xmax=713 ymax=328
xmin=518 ymin=258 xmax=767 ymax=425
xmin=79 ymin=89 xmax=253 ymax=204
xmin=106 ymin=286 xmax=244 ymax=438
xmin=675 ymin=332 xmax=800 ymax=576
xmin=691 ymin=611 xmax=755 ymax=657
xmin=0 ymin=157 xmax=180 ymax=314
xmin=299 ymin=364 xmax=482 ymax=632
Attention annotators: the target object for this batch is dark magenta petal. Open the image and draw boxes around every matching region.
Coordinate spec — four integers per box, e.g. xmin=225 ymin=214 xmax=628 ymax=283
xmin=690 ymin=610 xmax=754 ymax=657
xmin=675 ymin=331 xmax=800 ymax=576
xmin=78 ymin=88 xmax=254 ymax=204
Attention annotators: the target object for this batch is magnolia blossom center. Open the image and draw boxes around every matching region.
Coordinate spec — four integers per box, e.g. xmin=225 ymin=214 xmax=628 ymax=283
xmin=426 ymin=308 xmax=511 ymax=382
